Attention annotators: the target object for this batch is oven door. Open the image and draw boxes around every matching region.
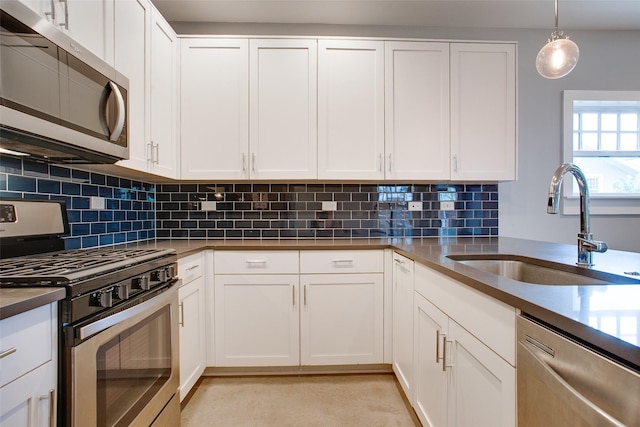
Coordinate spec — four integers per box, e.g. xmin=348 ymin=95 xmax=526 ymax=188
xmin=68 ymin=283 xmax=180 ymax=427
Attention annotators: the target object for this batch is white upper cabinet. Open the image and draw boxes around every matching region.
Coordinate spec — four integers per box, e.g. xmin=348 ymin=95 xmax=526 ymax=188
xmin=318 ymin=40 xmax=385 ymax=180
xmin=114 ymin=0 xmax=151 ymax=174
xmin=149 ymin=9 xmax=179 ymax=178
xmin=385 ymin=41 xmax=450 ymax=180
xmin=180 ymin=38 xmax=249 ymax=180
xmin=249 ymin=39 xmax=317 ymax=180
xmin=65 ymin=0 xmax=115 ymax=65
xmin=450 ymin=43 xmax=517 ymax=181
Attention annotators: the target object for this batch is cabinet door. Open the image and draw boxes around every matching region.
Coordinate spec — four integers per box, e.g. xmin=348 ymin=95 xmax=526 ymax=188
xmin=178 ymin=276 xmax=206 ymax=401
xmin=114 ymin=0 xmax=151 ymax=173
xmin=181 ymin=38 xmax=249 ymax=180
xmin=447 ymin=321 xmax=516 ymax=427
xmin=300 ymin=273 xmax=383 ymax=365
xmin=450 ymin=43 xmax=516 ymax=181
xmin=249 ymin=39 xmax=317 ymax=180
xmin=414 ymin=293 xmax=448 ymax=427
xmin=214 ymin=274 xmax=300 ymax=366
xmin=392 ymin=253 xmax=414 ymax=399
xmin=385 ymin=42 xmax=450 ymax=180
xmin=0 ymin=363 xmax=56 ymax=427
xmin=318 ymin=40 xmax=384 ymax=180
xmin=65 ymin=0 xmax=114 ymax=65
xmin=149 ymin=9 xmax=179 ymax=178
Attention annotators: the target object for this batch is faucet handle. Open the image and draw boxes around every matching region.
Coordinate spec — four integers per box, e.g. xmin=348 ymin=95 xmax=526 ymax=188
xmin=578 ymin=237 xmax=608 ymax=253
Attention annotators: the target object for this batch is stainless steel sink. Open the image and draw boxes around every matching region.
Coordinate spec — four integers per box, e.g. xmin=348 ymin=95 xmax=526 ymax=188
xmin=446 ymin=255 xmax=639 ymax=286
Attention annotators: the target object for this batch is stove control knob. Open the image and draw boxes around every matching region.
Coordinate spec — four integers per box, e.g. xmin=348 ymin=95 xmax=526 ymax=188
xmin=114 ymin=283 xmax=130 ymax=300
xmin=152 ymin=269 xmax=168 ymax=282
xmin=134 ymin=275 xmax=150 ymax=291
xmin=98 ymin=289 xmax=113 ymax=308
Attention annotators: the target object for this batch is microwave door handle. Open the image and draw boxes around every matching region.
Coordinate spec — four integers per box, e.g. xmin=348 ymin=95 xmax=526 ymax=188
xmin=107 ymin=81 xmax=125 ymax=142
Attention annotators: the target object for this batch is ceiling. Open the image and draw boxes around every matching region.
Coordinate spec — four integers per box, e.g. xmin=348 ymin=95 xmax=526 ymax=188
xmin=150 ymin=0 xmax=640 ymax=31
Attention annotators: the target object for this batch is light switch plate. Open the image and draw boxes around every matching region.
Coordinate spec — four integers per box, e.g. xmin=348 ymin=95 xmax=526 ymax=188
xmin=201 ymin=201 xmax=217 ymax=211
xmin=441 ymin=201 xmax=455 ymax=211
xmin=90 ymin=196 xmax=105 ymax=210
xmin=322 ymin=201 xmax=337 ymax=211
xmin=408 ymin=201 xmax=422 ymax=211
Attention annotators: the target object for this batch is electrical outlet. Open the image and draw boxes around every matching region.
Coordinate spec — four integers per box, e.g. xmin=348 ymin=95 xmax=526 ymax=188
xmin=201 ymin=201 xmax=217 ymax=211
xmin=90 ymin=196 xmax=105 ymax=210
xmin=322 ymin=201 xmax=337 ymax=211
xmin=441 ymin=201 xmax=455 ymax=211
xmin=408 ymin=201 xmax=422 ymax=211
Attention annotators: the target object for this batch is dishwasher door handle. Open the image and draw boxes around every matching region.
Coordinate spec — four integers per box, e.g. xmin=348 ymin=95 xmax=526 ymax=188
xmin=518 ymin=341 xmax=626 ymax=427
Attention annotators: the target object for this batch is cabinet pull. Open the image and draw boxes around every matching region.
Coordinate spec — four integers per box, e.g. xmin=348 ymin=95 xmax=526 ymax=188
xmin=453 ymin=155 xmax=458 ymax=173
xmin=435 ymin=331 xmax=443 ymax=363
xmin=245 ymin=260 xmax=267 ymax=265
xmin=251 ymin=153 xmax=256 ymax=172
xmin=0 ymin=347 xmax=17 ymax=359
xmin=388 ymin=153 xmax=392 ymax=173
xmin=186 ymin=265 xmax=200 ymax=271
xmin=242 ymin=153 xmax=247 ymax=172
xmin=45 ymin=0 xmax=55 ymax=21
xmin=292 ymin=286 xmax=296 ymax=306
xmin=442 ymin=336 xmax=447 ymax=371
xmin=179 ymin=301 xmax=185 ymax=326
xmin=153 ymin=142 xmax=160 ymax=164
xmin=57 ymin=0 xmax=68 ymax=30
xmin=332 ymin=259 xmax=354 ymax=264
xmin=393 ymin=258 xmax=404 ymax=266
xmin=39 ymin=389 xmax=56 ymax=427
xmin=378 ymin=153 xmax=383 ymax=173
xmin=304 ymin=285 xmax=307 ymax=306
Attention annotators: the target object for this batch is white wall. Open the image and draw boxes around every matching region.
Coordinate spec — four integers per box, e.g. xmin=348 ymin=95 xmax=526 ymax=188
xmin=173 ymin=22 xmax=640 ymax=251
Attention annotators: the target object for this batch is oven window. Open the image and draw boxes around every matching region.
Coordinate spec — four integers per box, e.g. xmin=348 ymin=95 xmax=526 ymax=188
xmin=96 ymin=306 xmax=172 ymax=427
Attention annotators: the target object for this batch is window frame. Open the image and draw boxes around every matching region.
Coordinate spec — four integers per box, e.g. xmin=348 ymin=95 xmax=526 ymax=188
xmin=562 ymin=90 xmax=640 ymax=215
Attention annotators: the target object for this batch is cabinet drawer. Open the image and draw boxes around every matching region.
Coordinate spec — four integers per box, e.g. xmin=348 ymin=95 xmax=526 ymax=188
xmin=300 ymin=250 xmax=384 ymax=274
xmin=214 ymin=251 xmax=299 ymax=274
xmin=179 ymin=252 xmax=204 ymax=285
xmin=0 ymin=304 xmax=53 ymax=387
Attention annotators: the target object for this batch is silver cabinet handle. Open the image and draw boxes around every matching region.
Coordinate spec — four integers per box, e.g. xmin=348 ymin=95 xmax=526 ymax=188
xmin=388 ymin=153 xmax=392 ymax=173
xmin=179 ymin=301 xmax=184 ymax=326
xmin=292 ymin=286 xmax=296 ymax=307
xmin=186 ymin=265 xmax=200 ymax=271
xmin=242 ymin=153 xmax=247 ymax=172
xmin=153 ymin=142 xmax=159 ymax=164
xmin=519 ymin=341 xmax=625 ymax=427
xmin=303 ymin=285 xmax=307 ymax=306
xmin=245 ymin=260 xmax=267 ymax=265
xmin=45 ymin=0 xmax=55 ymax=21
xmin=0 ymin=347 xmax=17 ymax=359
xmin=435 ymin=330 xmax=444 ymax=364
xmin=39 ymin=388 xmax=56 ymax=427
xmin=442 ymin=337 xmax=451 ymax=372
xmin=332 ymin=259 xmax=354 ymax=264
xmin=107 ymin=82 xmax=125 ymax=142
xmin=453 ymin=155 xmax=458 ymax=173
xmin=378 ymin=153 xmax=383 ymax=173
xmin=251 ymin=153 xmax=256 ymax=172
xmin=393 ymin=258 xmax=404 ymax=266
xmin=58 ymin=0 xmax=68 ymax=30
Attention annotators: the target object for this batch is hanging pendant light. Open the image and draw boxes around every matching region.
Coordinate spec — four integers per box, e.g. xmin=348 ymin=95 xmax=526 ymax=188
xmin=536 ymin=0 xmax=579 ymax=79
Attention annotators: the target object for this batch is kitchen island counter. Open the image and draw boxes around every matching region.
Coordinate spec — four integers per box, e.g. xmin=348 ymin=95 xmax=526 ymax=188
xmin=132 ymin=236 xmax=640 ymax=368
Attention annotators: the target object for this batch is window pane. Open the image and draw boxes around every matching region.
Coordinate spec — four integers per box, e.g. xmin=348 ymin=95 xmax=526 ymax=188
xmin=581 ymin=132 xmax=598 ymax=150
xmin=573 ymin=157 xmax=640 ymax=194
xmin=573 ymin=132 xmax=580 ymax=150
xmin=601 ymin=133 xmax=617 ymax=150
xmin=582 ymin=113 xmax=599 ymax=131
xmin=620 ymin=113 xmax=638 ymax=131
xmin=620 ymin=133 xmax=638 ymax=150
xmin=601 ymin=113 xmax=618 ymax=131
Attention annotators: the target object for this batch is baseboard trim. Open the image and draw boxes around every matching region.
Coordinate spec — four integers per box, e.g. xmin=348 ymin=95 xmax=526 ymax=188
xmin=202 ymin=363 xmax=393 ymax=377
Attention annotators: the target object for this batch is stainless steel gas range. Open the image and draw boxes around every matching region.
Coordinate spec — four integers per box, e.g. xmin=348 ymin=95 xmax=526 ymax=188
xmin=0 ymin=198 xmax=181 ymax=427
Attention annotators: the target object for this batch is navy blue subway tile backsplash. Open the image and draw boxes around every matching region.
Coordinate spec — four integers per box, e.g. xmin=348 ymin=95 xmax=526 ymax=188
xmin=1 ymin=155 xmax=499 ymax=246
xmin=0 ymin=156 xmax=156 ymax=250
xmin=155 ymin=182 xmax=498 ymax=239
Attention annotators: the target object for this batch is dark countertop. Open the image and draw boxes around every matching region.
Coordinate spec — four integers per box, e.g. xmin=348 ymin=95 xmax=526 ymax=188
xmin=131 ymin=236 xmax=640 ymax=369
xmin=0 ymin=287 xmax=66 ymax=320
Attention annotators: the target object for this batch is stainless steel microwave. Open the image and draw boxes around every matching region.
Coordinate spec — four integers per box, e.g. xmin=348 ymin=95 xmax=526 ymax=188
xmin=0 ymin=0 xmax=129 ymax=164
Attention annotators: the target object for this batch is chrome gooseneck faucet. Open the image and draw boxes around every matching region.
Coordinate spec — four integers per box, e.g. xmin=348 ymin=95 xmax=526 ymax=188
xmin=547 ymin=163 xmax=608 ymax=267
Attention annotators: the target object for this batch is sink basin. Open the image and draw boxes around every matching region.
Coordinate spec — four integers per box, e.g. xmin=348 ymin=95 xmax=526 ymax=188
xmin=446 ymin=254 xmax=639 ymax=286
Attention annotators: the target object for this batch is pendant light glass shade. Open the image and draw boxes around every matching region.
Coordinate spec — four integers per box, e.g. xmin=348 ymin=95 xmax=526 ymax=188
xmin=536 ymin=0 xmax=579 ymax=79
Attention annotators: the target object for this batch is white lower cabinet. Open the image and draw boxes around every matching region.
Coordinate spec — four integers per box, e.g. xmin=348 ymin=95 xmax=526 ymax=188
xmin=178 ymin=252 xmax=206 ymax=401
xmin=413 ymin=261 xmax=516 ymax=427
xmin=0 ymin=303 xmax=57 ymax=427
xmin=300 ymin=273 xmax=383 ymax=365
xmin=392 ymin=252 xmax=415 ymax=399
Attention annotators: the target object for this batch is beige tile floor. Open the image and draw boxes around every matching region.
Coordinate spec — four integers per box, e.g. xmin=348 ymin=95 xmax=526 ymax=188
xmin=180 ymin=374 xmax=421 ymax=426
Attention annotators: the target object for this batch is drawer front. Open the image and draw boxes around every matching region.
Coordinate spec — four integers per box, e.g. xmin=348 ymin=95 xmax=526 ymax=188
xmin=179 ymin=252 xmax=204 ymax=285
xmin=214 ymin=251 xmax=299 ymax=274
xmin=300 ymin=250 xmax=384 ymax=274
xmin=0 ymin=304 xmax=53 ymax=387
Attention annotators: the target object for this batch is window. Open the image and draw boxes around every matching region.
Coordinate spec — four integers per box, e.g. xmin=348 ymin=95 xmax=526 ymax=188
xmin=563 ymin=90 xmax=640 ymax=215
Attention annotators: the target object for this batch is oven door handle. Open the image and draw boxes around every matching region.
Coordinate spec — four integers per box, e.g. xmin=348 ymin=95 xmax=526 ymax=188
xmin=76 ymin=282 xmax=178 ymax=341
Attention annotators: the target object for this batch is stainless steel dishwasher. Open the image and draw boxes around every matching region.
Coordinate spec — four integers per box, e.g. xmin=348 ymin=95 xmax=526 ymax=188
xmin=517 ymin=315 xmax=639 ymax=427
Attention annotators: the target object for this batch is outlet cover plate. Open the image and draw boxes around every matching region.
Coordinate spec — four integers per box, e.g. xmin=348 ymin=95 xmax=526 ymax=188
xmin=322 ymin=201 xmax=337 ymax=211
xmin=408 ymin=201 xmax=422 ymax=211
xmin=201 ymin=201 xmax=217 ymax=211
xmin=441 ymin=201 xmax=455 ymax=211
xmin=90 ymin=196 xmax=105 ymax=210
